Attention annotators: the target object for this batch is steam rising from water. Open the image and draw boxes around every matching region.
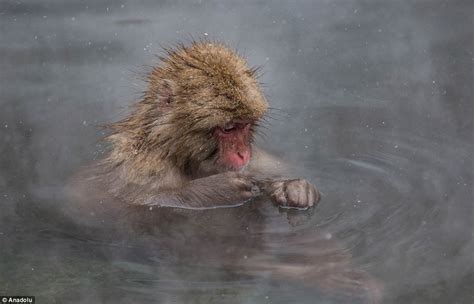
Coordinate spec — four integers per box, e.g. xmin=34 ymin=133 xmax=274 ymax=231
xmin=0 ymin=1 xmax=472 ymax=303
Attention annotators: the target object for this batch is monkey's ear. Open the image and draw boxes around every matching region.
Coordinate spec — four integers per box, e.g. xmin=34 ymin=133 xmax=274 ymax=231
xmin=157 ymin=79 xmax=176 ymax=106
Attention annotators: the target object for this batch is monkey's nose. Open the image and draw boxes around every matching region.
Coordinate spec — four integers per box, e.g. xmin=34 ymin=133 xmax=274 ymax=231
xmin=237 ymin=150 xmax=250 ymax=163
xmin=226 ymin=150 xmax=251 ymax=168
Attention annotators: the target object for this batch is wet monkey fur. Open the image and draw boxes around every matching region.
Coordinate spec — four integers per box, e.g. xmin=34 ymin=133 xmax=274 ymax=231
xmin=69 ymin=41 xmax=383 ymax=303
xmin=80 ymin=41 xmax=320 ymax=210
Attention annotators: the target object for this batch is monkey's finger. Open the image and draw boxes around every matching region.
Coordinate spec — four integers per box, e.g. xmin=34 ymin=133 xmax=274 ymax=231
xmin=241 ymin=175 xmax=263 ymax=194
xmin=233 ymin=177 xmax=255 ymax=191
xmin=241 ymin=190 xmax=254 ymax=200
xmin=306 ymin=185 xmax=315 ymax=207
xmin=286 ymin=182 xmax=302 ymax=207
xmin=271 ymin=187 xmax=287 ymax=205
xmin=312 ymin=186 xmax=321 ymax=205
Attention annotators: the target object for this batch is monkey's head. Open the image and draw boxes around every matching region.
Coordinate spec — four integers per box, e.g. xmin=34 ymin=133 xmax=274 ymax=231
xmin=108 ymin=42 xmax=268 ymax=177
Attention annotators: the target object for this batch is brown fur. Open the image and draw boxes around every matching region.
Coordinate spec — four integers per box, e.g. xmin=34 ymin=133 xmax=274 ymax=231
xmin=103 ymin=42 xmax=267 ymax=197
xmin=67 ymin=41 xmax=381 ymax=302
xmin=74 ymin=40 xmax=319 ymax=213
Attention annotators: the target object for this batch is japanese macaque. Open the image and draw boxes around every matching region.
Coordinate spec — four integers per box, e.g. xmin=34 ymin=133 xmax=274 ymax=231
xmin=69 ymin=41 xmax=381 ymax=303
xmin=81 ymin=41 xmax=319 ymax=211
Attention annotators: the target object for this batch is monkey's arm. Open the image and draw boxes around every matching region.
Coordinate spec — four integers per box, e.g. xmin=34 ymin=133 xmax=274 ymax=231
xmin=135 ymin=172 xmax=256 ymax=209
xmin=130 ymin=149 xmax=320 ymax=209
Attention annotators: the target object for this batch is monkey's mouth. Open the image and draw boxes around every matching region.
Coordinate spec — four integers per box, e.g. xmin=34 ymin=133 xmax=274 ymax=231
xmin=217 ymin=158 xmax=250 ymax=172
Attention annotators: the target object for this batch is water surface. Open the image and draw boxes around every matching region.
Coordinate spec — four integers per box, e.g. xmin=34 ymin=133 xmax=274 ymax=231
xmin=0 ymin=1 xmax=472 ymax=303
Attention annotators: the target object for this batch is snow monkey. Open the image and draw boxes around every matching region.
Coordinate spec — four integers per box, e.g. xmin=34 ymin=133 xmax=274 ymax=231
xmin=69 ymin=41 xmax=382 ymax=303
xmin=82 ymin=41 xmax=320 ymax=210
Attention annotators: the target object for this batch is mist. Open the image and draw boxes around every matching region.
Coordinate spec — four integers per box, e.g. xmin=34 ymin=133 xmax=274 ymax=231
xmin=0 ymin=1 xmax=472 ymax=303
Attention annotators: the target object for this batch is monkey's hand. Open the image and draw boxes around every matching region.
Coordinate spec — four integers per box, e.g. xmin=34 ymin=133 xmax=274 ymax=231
xmin=259 ymin=179 xmax=320 ymax=209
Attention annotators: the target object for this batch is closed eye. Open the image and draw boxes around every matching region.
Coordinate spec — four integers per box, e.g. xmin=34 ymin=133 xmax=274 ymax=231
xmin=223 ymin=122 xmax=236 ymax=133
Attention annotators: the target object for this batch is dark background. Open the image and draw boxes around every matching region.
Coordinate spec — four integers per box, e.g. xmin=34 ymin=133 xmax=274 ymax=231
xmin=0 ymin=1 xmax=472 ymax=303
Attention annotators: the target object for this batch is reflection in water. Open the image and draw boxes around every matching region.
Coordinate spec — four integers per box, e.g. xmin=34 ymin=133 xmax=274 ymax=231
xmin=8 ymin=194 xmax=381 ymax=303
xmin=0 ymin=0 xmax=472 ymax=303
xmin=4 ymin=121 xmax=469 ymax=303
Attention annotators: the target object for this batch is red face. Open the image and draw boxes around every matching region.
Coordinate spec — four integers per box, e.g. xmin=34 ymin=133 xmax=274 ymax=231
xmin=214 ymin=120 xmax=252 ymax=170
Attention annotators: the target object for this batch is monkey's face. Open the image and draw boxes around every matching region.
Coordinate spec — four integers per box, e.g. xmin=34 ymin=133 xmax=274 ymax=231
xmin=214 ymin=120 xmax=253 ymax=171
xmin=167 ymin=77 xmax=265 ymax=175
